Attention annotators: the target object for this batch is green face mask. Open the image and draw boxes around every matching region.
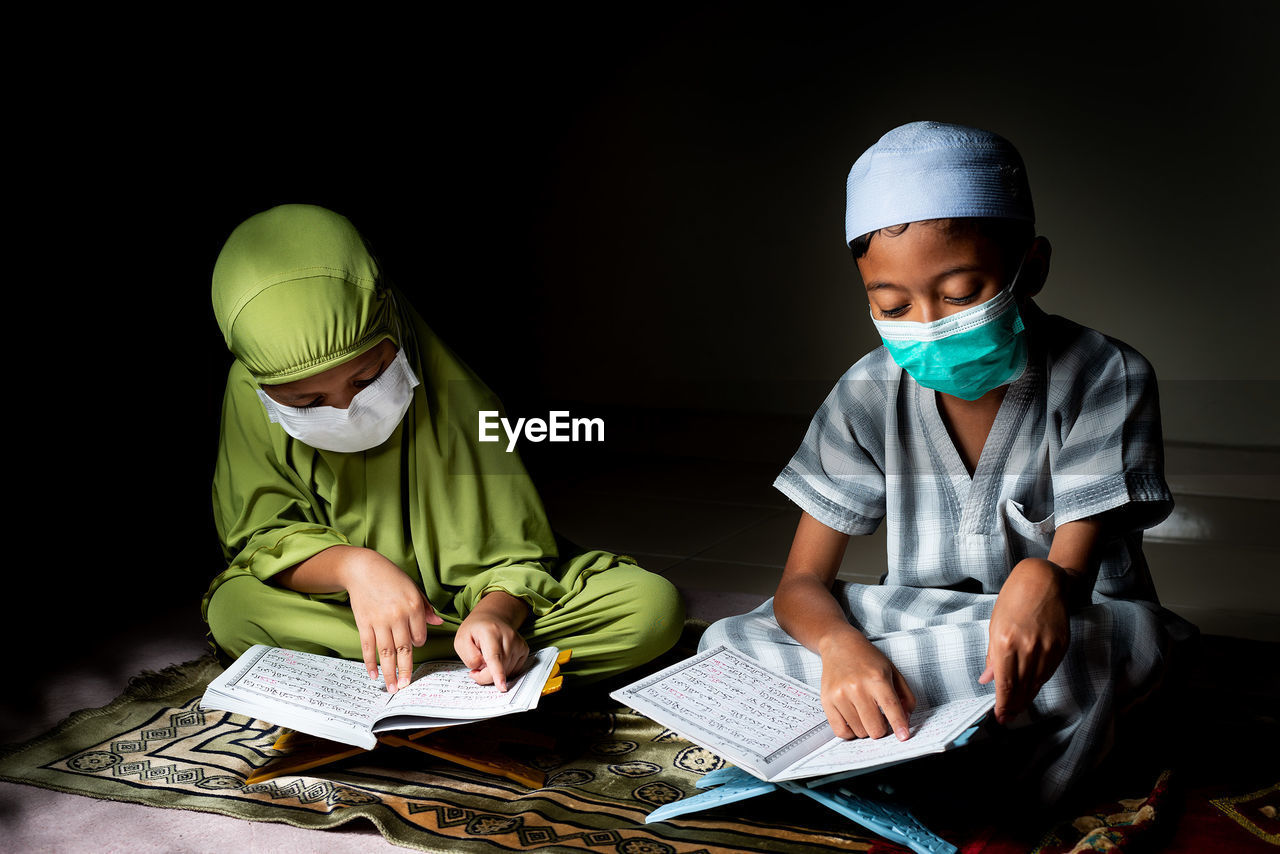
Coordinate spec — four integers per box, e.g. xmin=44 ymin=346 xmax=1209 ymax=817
xmin=870 ymin=273 xmax=1028 ymax=401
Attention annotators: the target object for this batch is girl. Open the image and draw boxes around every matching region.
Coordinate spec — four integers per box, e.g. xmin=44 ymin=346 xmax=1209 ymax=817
xmin=204 ymin=204 xmax=682 ymax=693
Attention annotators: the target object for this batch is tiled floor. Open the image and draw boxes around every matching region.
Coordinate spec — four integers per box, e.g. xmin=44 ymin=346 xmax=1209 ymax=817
xmin=537 ymin=452 xmax=890 ymax=595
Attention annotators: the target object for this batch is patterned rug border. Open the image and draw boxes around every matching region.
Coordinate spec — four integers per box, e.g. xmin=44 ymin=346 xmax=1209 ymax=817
xmin=0 ymin=656 xmax=446 ymax=849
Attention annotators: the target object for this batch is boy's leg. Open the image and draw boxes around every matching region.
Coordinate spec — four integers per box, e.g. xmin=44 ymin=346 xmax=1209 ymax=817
xmin=699 ymin=595 xmax=824 ymax=684
xmin=700 ymin=585 xmax=1180 ymax=804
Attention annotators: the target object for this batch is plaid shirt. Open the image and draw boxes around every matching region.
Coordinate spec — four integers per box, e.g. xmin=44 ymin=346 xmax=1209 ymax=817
xmin=702 ymin=304 xmax=1195 ymax=803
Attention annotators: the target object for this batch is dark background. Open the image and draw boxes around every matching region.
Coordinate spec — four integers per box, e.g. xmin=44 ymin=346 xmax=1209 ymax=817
xmin=15 ymin=2 xmax=1275 ymax=665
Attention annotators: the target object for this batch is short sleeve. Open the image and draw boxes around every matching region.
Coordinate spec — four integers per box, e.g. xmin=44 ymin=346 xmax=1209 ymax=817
xmin=774 ymin=358 xmax=889 ymax=535
xmin=1049 ymin=334 xmax=1173 ymax=530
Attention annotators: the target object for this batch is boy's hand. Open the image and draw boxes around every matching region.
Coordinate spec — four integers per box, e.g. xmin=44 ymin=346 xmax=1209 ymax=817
xmin=455 ymin=591 xmax=531 ymax=692
xmin=819 ymin=628 xmax=917 ymax=741
xmin=981 ymin=557 xmax=1070 ymax=723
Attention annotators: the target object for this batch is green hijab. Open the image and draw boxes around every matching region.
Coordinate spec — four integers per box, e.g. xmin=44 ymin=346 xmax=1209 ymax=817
xmin=204 ymin=205 xmax=613 ymax=623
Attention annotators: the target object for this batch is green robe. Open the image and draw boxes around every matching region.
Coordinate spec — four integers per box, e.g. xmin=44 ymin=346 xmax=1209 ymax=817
xmin=203 ymin=205 xmax=681 ymax=679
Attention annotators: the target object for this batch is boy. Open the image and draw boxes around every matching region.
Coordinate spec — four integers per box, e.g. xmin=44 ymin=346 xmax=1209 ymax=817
xmin=700 ymin=121 xmax=1195 ymax=805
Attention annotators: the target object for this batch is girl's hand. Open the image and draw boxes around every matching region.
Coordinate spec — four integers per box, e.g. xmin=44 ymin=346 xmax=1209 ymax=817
xmin=981 ymin=557 xmax=1071 ymax=723
xmin=338 ymin=549 xmax=444 ymax=693
xmin=819 ymin=628 xmax=917 ymax=741
xmin=455 ymin=591 xmax=531 ymax=692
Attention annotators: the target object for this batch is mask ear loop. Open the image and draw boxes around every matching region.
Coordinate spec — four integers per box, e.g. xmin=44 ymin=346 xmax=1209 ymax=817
xmin=1004 ymin=244 xmax=1035 ymax=298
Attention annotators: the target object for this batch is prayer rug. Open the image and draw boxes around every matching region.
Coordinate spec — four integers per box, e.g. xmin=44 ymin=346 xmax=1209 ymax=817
xmin=1210 ymin=783 xmax=1280 ymax=847
xmin=3 ymin=630 xmax=1273 ymax=853
xmin=0 ymin=648 xmax=882 ymax=853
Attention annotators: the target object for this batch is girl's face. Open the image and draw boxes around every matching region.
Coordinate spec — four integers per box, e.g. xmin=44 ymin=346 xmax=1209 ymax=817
xmin=857 ymin=221 xmax=1040 ymax=323
xmin=259 ymin=339 xmax=398 ymax=410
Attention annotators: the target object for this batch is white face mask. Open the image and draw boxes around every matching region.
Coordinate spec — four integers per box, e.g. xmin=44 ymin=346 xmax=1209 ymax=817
xmin=256 ymin=348 xmax=420 ymax=453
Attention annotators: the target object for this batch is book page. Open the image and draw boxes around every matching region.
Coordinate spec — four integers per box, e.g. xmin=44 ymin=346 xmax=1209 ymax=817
xmin=773 ymin=693 xmax=996 ymax=781
xmin=611 ymin=645 xmax=834 ymax=779
xmin=376 ymin=646 xmax=557 ymax=724
xmin=215 ymin=645 xmax=388 ymax=733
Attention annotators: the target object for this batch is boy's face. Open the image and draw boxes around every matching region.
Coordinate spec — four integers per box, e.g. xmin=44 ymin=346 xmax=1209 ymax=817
xmin=856 ymin=222 xmax=1026 ymax=324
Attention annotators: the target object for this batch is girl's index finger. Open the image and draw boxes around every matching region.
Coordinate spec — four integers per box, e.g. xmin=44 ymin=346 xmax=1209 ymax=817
xmin=356 ymin=621 xmax=379 ymax=682
xmin=478 ymin=634 xmax=508 ymax=692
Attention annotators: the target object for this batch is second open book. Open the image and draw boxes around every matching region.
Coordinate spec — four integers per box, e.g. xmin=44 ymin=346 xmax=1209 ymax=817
xmin=611 ymin=644 xmax=995 ymax=784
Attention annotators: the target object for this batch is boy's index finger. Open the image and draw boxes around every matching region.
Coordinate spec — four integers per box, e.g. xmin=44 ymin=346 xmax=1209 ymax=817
xmin=991 ymin=649 xmax=1016 ymax=722
xmin=878 ymin=692 xmax=912 ymax=741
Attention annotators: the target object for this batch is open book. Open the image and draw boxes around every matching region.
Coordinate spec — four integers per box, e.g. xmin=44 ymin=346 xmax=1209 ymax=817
xmin=201 ymin=644 xmax=560 ymax=750
xmin=611 ymin=645 xmax=994 ymax=784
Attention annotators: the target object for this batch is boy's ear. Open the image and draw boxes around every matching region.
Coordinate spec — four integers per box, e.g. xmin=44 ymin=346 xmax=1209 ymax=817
xmin=1018 ymin=236 xmax=1052 ymax=300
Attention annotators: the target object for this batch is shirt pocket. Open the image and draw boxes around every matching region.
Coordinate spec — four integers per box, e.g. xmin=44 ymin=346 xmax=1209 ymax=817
xmin=1002 ymin=499 xmax=1056 ymax=561
xmin=1095 ymin=537 xmax=1135 ymax=582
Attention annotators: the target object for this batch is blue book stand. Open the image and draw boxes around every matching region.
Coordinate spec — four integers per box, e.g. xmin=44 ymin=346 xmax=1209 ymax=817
xmin=645 ymin=724 xmax=983 ymax=854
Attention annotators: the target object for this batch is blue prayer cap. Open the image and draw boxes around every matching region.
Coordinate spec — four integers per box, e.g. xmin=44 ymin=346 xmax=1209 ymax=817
xmin=845 ymin=121 xmax=1035 ymax=246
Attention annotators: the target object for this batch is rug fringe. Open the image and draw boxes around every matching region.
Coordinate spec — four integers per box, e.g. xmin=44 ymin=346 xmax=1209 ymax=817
xmin=121 ymin=654 xmax=224 ymax=701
